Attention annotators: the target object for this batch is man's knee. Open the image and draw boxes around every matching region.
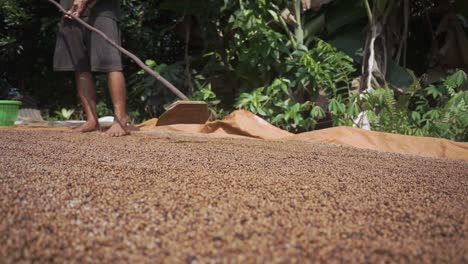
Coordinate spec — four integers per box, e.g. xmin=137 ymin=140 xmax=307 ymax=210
xmin=107 ymin=71 xmax=124 ymax=76
xmin=107 ymin=71 xmax=125 ymax=81
xmin=75 ymin=71 xmax=93 ymax=80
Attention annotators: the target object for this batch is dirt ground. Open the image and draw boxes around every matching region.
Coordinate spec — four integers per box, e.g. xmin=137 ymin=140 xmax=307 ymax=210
xmin=1 ymin=129 xmax=467 ymax=263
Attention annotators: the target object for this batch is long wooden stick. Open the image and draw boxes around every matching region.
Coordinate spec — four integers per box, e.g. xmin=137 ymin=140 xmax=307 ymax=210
xmin=46 ymin=0 xmax=189 ymax=101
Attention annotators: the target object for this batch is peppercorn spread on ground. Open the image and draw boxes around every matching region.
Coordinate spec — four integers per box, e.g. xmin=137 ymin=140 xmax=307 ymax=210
xmin=1 ymin=129 xmax=467 ymax=262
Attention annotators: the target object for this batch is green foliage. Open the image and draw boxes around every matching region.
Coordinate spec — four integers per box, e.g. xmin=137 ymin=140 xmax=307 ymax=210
xmin=362 ymin=70 xmax=468 ymax=141
xmin=0 ymin=0 xmax=30 ymax=62
xmin=54 ymin=108 xmax=75 ymax=120
xmin=227 ymin=1 xmax=289 ymax=89
xmin=225 ymin=1 xmax=359 ymax=132
xmin=191 ymin=79 xmax=227 ymax=119
xmin=328 ymin=96 xmax=361 ymax=127
xmin=235 ymin=39 xmax=356 ymax=132
xmin=286 ymin=40 xmax=355 ymax=97
xmin=236 ymin=78 xmax=325 ymax=132
xmin=236 ymin=79 xmax=310 ymax=132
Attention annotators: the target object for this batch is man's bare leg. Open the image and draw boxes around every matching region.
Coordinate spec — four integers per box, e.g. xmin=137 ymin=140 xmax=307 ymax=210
xmin=72 ymin=71 xmax=100 ymax=133
xmin=106 ymin=71 xmax=130 ymax=137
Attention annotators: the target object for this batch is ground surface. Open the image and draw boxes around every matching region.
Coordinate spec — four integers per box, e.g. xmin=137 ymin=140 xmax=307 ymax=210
xmin=1 ymin=129 xmax=467 ymax=263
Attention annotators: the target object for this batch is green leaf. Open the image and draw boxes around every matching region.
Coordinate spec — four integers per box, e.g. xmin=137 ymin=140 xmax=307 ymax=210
xmin=423 ymin=110 xmax=441 ymax=120
xmin=257 ymin=108 xmax=267 ymax=116
xmin=347 ymin=102 xmax=360 ymax=117
xmin=267 ymin=10 xmax=279 ymax=21
xmin=329 ymin=99 xmax=345 ymax=114
xmin=145 ymin=59 xmax=156 ymax=67
xmin=425 ymin=85 xmax=443 ymax=99
xmin=311 ymin=105 xmax=326 ymax=119
xmin=411 ymin=111 xmax=421 ymax=123
xmin=444 ymin=70 xmax=468 ymax=90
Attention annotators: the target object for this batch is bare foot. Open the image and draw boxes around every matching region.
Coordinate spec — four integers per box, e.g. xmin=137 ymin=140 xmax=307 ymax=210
xmin=71 ymin=121 xmax=100 ymax=133
xmin=105 ymin=121 xmax=130 ymax=137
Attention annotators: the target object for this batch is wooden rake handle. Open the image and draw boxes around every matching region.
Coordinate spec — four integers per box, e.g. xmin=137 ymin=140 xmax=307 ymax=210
xmin=46 ymin=0 xmax=189 ymax=101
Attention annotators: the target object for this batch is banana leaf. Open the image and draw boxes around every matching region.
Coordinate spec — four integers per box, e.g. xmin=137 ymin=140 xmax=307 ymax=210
xmin=324 ymin=0 xmax=366 ymax=35
xmin=386 ymin=59 xmax=416 ymax=89
xmin=327 ymin=24 xmax=366 ymax=62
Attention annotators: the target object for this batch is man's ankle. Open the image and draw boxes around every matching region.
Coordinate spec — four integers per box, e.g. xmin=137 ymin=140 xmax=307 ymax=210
xmin=114 ymin=115 xmax=128 ymax=125
xmin=85 ymin=118 xmax=99 ymax=126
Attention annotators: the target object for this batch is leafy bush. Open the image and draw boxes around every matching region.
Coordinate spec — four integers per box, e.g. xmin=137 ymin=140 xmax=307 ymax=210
xmin=363 ymin=70 xmax=468 ymax=141
xmin=235 ymin=40 xmax=356 ymax=132
xmin=226 ymin=1 xmax=289 ymax=90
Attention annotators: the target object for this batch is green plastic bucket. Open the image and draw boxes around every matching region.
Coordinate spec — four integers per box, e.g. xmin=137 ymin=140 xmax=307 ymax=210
xmin=0 ymin=100 xmax=21 ymax=126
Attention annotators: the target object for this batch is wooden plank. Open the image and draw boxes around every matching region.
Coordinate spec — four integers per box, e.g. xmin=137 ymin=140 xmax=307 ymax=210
xmin=156 ymin=101 xmax=210 ymax=126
